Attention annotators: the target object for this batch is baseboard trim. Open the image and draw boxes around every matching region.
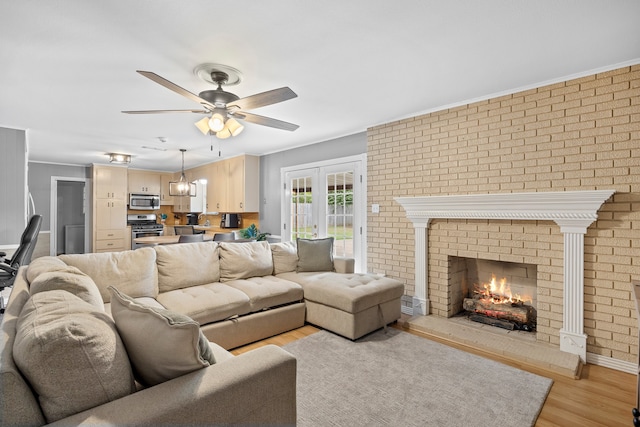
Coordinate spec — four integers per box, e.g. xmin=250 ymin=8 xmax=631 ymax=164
xmin=586 ymin=352 xmax=636 ymax=374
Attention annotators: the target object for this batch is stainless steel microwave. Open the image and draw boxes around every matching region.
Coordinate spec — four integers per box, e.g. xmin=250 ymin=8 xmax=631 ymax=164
xmin=129 ymin=193 xmax=160 ymax=210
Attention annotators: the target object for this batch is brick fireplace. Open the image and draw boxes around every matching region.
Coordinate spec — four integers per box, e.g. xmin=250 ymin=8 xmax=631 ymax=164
xmin=396 ymin=190 xmax=614 ymax=362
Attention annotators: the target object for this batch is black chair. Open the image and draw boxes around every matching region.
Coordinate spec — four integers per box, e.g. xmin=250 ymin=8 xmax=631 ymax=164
xmin=174 ymin=226 xmax=194 ymax=235
xmin=0 ymin=214 xmax=43 ymax=290
xmin=178 ymin=234 xmax=204 ymax=243
xmin=213 ymin=232 xmax=235 ymax=242
xmin=174 ymin=226 xmax=205 ymax=235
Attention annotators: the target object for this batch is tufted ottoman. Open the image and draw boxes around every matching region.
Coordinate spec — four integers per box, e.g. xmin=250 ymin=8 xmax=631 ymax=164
xmin=279 ymin=272 xmax=404 ymax=340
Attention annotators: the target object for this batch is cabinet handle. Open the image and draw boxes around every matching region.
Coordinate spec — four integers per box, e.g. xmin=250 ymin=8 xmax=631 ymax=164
xmin=107 ymin=243 xmax=113 ymax=246
xmin=107 ymin=233 xmax=114 ymax=236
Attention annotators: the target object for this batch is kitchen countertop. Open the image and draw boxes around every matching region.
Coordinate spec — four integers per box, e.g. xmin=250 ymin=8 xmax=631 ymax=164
xmin=134 ymin=235 xmax=214 ymax=245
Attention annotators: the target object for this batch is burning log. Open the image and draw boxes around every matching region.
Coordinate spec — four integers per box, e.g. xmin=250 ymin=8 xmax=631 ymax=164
xmin=463 ymin=297 xmax=535 ymax=327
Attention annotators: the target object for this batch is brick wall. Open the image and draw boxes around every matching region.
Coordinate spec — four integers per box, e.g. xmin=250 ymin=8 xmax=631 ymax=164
xmin=367 ymin=65 xmax=640 ymax=362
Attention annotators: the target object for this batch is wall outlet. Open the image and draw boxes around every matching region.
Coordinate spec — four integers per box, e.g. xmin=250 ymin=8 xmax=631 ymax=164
xmin=371 ymin=203 xmax=380 ymax=213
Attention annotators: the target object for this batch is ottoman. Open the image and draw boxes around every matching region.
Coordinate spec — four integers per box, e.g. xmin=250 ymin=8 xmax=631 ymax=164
xmin=279 ymin=272 xmax=405 ymax=339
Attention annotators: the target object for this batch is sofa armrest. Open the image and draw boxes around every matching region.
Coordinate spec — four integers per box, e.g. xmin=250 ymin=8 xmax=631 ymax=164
xmin=334 ymin=257 xmax=355 ymax=274
xmin=48 ymin=345 xmax=297 ymax=426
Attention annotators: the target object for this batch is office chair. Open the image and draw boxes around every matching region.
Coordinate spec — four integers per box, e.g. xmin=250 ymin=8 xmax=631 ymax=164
xmin=0 ymin=214 xmax=43 ymax=290
xmin=178 ymin=234 xmax=204 ymax=243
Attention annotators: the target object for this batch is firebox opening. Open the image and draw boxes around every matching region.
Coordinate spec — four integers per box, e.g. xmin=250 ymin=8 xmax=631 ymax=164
xmin=448 ymin=256 xmax=537 ymax=332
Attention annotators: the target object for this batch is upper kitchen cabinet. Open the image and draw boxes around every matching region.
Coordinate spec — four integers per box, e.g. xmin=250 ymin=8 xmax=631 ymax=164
xmin=227 ymin=155 xmax=259 ymax=212
xmin=94 ymin=164 xmax=127 ymax=199
xmin=128 ymin=170 xmax=161 ymax=195
xmin=160 ymin=172 xmax=174 ymax=205
xmin=207 ymin=155 xmax=259 ymax=213
xmin=208 ymin=160 xmax=229 ymax=212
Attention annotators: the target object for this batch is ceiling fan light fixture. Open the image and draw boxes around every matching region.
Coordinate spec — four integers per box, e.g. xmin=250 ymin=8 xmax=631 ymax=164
xmin=226 ymin=117 xmax=244 ymax=137
xmin=195 ymin=117 xmax=211 ymax=135
xmin=208 ymin=112 xmax=225 ymax=132
xmin=216 ymin=127 xmax=231 ymax=139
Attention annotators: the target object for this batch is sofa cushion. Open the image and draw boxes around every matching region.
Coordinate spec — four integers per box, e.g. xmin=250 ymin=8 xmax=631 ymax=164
xmin=271 ymin=241 xmax=298 ymax=275
xmin=13 ymin=290 xmax=135 ymax=423
xmin=157 ymin=283 xmax=252 ymax=325
xmin=278 ymin=272 xmax=405 ymax=314
xmin=25 ymin=256 xmax=67 ymax=283
xmin=60 ymin=247 xmax=158 ymax=303
xmin=109 ymin=287 xmax=216 ymax=387
xmin=154 ymin=241 xmax=220 ymax=293
xmin=296 ymin=237 xmax=334 ymax=272
xmin=219 ymin=241 xmax=273 ymax=281
xmin=224 ymin=276 xmax=304 ymax=312
xmin=29 ymin=267 xmax=104 ymax=310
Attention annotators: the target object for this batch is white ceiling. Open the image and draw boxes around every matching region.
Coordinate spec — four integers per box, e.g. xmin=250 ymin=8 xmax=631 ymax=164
xmin=1 ymin=1 xmax=639 ymax=172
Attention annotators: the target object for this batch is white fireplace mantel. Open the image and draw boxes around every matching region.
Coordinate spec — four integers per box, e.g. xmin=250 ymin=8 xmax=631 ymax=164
xmin=395 ymin=190 xmax=615 ymax=362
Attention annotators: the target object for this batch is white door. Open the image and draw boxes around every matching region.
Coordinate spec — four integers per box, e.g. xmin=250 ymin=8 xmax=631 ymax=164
xmin=281 ymin=155 xmax=366 ymax=272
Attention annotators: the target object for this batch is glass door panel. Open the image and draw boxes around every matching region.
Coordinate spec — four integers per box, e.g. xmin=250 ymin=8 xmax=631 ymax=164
xmin=290 ymin=175 xmax=316 ymax=240
xmin=325 ymin=170 xmax=354 ymax=258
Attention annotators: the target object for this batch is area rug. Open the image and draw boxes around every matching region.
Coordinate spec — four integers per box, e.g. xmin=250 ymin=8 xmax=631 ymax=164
xmin=282 ymin=328 xmax=552 ymax=427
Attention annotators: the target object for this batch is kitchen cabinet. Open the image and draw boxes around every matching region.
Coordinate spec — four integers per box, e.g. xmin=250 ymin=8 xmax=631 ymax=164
xmin=160 ymin=173 xmax=174 ymax=205
xmin=128 ymin=170 xmax=161 ymax=195
xmin=207 ymin=155 xmax=259 ymax=213
xmin=208 ymin=160 xmax=228 ymax=212
xmin=92 ymin=165 xmax=128 ymax=253
xmin=228 ymin=155 xmax=259 ymax=212
xmin=94 ymin=165 xmax=127 ymax=199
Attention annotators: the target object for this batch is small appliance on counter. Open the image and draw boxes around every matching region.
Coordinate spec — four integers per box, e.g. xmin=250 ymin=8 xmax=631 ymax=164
xmin=186 ymin=213 xmax=198 ymax=225
xmin=220 ymin=213 xmax=240 ymax=229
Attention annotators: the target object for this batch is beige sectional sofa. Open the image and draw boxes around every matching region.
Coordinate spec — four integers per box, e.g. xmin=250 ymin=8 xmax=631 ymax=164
xmin=0 ymin=239 xmax=403 ymax=426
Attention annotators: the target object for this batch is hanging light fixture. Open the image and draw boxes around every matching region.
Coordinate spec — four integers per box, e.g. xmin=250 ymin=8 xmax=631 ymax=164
xmin=169 ymin=149 xmax=196 ymax=197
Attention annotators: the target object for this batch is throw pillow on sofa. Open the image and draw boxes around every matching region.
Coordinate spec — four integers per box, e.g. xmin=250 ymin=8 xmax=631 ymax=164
xmin=13 ymin=290 xmax=136 ymax=423
xmin=29 ymin=266 xmax=104 ymax=310
xmin=219 ymin=240 xmax=273 ymax=281
xmin=108 ymin=286 xmax=215 ymax=387
xmin=271 ymin=241 xmax=299 ymax=275
xmin=297 ymin=237 xmax=334 ymax=272
xmin=60 ymin=247 xmax=158 ymax=303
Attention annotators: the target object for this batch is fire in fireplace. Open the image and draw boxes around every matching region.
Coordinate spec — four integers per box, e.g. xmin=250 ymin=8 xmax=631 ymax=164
xmin=448 ymin=256 xmax=537 ymax=332
xmin=463 ymin=274 xmax=536 ymax=331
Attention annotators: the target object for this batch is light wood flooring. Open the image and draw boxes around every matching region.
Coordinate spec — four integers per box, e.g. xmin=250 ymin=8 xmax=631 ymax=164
xmin=232 ymin=323 xmax=636 ymax=427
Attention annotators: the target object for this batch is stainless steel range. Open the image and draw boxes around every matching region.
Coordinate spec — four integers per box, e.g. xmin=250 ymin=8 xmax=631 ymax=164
xmin=127 ymin=214 xmax=163 ymax=249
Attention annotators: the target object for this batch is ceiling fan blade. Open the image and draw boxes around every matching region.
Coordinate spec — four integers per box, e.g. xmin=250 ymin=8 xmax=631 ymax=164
xmin=122 ymin=109 xmax=209 ymax=114
xmin=227 ymin=87 xmax=297 ymax=111
xmin=234 ymin=111 xmax=299 ymax=131
xmin=136 ymin=70 xmax=213 ymax=107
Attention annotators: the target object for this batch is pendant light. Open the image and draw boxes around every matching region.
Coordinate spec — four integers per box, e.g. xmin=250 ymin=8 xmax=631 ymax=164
xmin=169 ymin=149 xmax=196 ymax=197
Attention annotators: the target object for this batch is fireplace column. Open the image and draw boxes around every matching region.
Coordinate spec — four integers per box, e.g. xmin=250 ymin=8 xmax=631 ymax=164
xmin=410 ymin=219 xmax=431 ymax=315
xmin=555 ymin=219 xmax=595 ymax=363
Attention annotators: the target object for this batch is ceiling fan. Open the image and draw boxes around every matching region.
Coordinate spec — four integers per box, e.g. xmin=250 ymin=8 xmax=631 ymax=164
xmin=122 ymin=64 xmax=299 ymax=139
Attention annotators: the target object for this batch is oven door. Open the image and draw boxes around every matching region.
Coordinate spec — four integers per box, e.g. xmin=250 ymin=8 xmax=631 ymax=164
xmin=131 ymin=229 xmax=163 ymax=250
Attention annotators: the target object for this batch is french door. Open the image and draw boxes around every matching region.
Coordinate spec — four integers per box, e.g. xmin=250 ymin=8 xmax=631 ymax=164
xmin=281 ymin=155 xmax=366 ymax=272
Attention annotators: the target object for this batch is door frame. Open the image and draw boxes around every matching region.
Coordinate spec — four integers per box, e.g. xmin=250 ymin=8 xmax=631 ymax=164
xmin=280 ymin=154 xmax=367 ymax=272
xmin=50 ymin=176 xmax=91 ymax=256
